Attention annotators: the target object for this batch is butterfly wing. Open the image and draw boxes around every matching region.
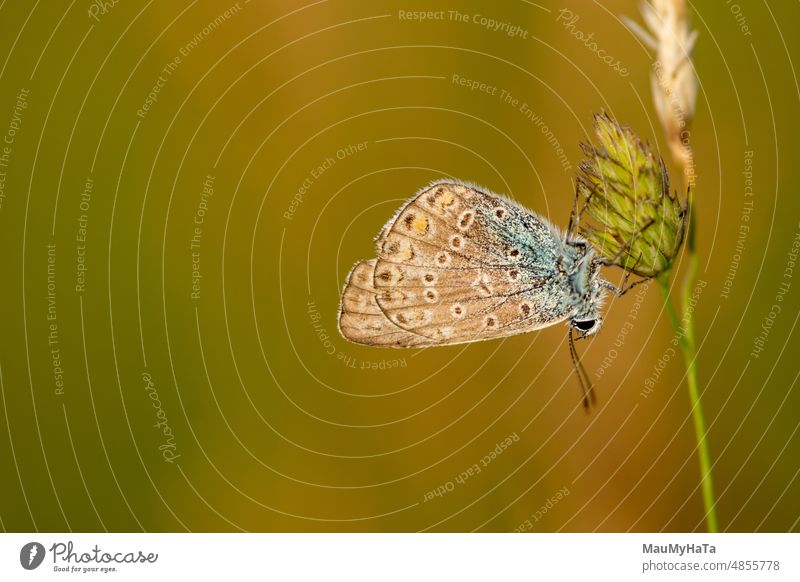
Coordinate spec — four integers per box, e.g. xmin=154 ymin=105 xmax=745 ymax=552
xmin=338 ymin=259 xmax=435 ymax=347
xmin=339 ymin=181 xmax=579 ymax=347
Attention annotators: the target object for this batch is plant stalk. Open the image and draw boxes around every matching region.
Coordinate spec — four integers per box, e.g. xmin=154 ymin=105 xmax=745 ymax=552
xmin=658 ymin=195 xmax=718 ymax=532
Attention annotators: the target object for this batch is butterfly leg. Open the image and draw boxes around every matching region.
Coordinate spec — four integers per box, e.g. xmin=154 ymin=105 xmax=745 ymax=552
xmin=596 ymin=216 xmax=659 ymax=295
xmin=599 ymin=273 xmax=652 ymax=297
xmin=604 ymin=217 xmax=656 ymax=266
xmin=568 ymin=176 xmax=597 ymax=239
xmin=566 ymin=183 xmax=583 ymax=238
xmin=600 ymin=249 xmax=653 ymax=295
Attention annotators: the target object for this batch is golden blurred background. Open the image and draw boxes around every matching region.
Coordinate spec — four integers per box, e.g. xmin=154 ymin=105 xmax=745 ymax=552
xmin=0 ymin=0 xmax=797 ymax=532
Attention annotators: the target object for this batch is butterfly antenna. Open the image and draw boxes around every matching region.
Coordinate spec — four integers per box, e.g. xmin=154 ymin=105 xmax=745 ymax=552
xmin=568 ymin=327 xmax=596 ymax=411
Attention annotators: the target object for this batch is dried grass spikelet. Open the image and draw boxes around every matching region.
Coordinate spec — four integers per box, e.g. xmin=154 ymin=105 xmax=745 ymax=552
xmin=623 ymin=0 xmax=698 ymax=178
xmin=576 ymin=113 xmax=686 ymax=278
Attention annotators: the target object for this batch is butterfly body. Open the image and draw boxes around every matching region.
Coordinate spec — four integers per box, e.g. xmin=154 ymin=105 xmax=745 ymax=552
xmin=338 ymin=181 xmax=606 ymax=348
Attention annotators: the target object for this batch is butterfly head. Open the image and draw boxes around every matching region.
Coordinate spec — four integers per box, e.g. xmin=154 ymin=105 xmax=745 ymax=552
xmin=570 ymin=282 xmax=605 ymax=337
xmin=567 ymin=243 xmax=606 ymax=338
xmin=567 ymin=278 xmax=605 ymax=409
xmin=571 ymin=315 xmax=603 ymax=337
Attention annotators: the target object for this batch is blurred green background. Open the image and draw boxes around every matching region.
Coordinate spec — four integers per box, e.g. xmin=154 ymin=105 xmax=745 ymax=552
xmin=0 ymin=0 xmax=798 ymax=532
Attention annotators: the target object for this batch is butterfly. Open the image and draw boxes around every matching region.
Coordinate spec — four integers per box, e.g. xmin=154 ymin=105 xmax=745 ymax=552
xmin=338 ymin=180 xmax=628 ymax=407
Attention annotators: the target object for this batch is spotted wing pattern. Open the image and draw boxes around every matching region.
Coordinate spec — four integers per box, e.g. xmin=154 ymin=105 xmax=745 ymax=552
xmin=338 ymin=259 xmax=434 ymax=347
xmin=338 ymin=181 xmax=579 ymax=347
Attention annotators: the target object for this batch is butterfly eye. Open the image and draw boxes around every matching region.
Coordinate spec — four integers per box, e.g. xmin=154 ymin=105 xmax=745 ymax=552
xmin=574 ymin=319 xmax=596 ymax=332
